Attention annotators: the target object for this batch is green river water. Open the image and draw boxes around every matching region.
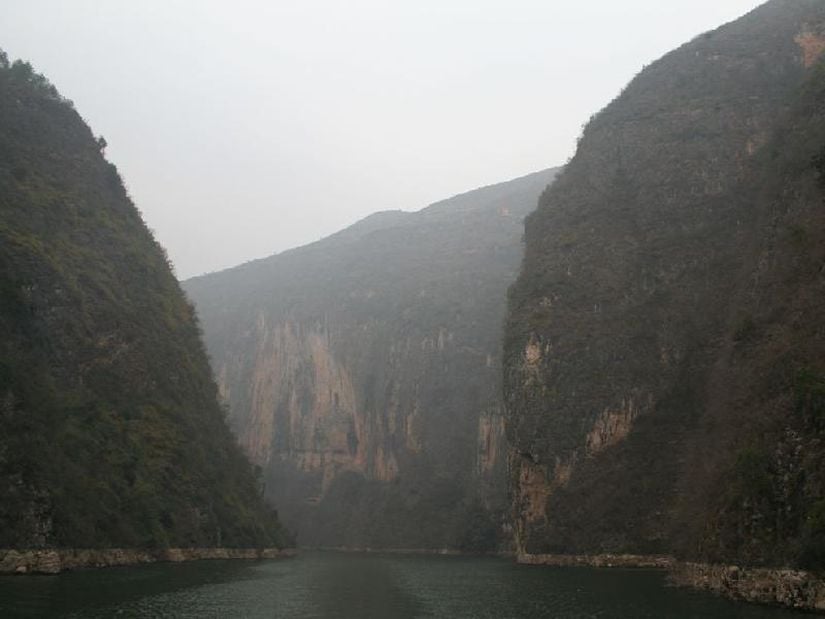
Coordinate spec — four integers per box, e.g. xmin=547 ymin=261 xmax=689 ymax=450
xmin=0 ymin=551 xmax=809 ymax=618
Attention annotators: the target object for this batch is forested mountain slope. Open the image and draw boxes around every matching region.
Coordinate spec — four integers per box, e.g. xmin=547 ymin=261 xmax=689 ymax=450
xmin=185 ymin=168 xmax=558 ymax=549
xmin=0 ymin=54 xmax=286 ymax=549
xmin=504 ymin=0 xmax=825 ymax=569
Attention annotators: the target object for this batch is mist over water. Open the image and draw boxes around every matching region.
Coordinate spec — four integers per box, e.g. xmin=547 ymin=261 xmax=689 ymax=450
xmin=0 ymin=552 xmax=804 ymax=618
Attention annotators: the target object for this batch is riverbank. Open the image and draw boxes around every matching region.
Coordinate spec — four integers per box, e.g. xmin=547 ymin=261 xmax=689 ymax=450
xmin=517 ymin=553 xmax=673 ymax=569
xmin=0 ymin=547 xmax=297 ymax=575
xmin=517 ymin=553 xmax=825 ymax=613
xmin=670 ymin=562 xmax=825 ymax=613
xmin=312 ymin=546 xmax=493 ymax=556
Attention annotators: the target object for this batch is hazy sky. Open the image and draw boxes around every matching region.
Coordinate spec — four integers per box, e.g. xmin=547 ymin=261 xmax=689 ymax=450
xmin=2 ymin=1 xmax=763 ymax=279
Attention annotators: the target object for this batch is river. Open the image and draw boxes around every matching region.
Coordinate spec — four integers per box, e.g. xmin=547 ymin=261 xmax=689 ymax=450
xmin=0 ymin=551 xmax=807 ymax=618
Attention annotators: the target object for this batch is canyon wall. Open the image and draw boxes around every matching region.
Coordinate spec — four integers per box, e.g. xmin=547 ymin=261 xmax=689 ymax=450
xmin=186 ymin=169 xmax=557 ymax=549
xmin=504 ymin=0 xmax=825 ymax=570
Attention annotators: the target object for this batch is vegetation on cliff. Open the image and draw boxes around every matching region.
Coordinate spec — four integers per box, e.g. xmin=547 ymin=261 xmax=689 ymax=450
xmin=185 ymin=168 xmax=557 ymax=550
xmin=504 ymin=0 xmax=825 ymax=570
xmin=0 ymin=53 xmax=286 ymax=549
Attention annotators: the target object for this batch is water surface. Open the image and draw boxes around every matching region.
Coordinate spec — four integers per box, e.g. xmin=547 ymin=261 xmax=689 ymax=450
xmin=0 ymin=551 xmax=808 ymax=618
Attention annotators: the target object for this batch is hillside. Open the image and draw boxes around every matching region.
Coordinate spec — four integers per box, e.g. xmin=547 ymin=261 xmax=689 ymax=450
xmin=0 ymin=54 xmax=286 ymax=549
xmin=504 ymin=0 xmax=825 ymax=569
xmin=185 ymin=168 xmax=558 ymax=549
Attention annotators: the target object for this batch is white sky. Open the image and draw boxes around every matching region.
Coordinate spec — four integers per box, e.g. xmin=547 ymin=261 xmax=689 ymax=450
xmin=2 ymin=1 xmax=763 ymax=278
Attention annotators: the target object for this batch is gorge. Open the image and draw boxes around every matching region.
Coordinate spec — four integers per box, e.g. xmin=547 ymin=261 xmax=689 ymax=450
xmin=184 ymin=168 xmax=558 ymax=550
xmin=2 ymin=0 xmax=825 ymax=615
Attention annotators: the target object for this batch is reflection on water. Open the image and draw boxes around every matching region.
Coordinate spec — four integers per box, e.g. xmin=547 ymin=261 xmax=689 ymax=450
xmin=0 ymin=551 xmax=808 ymax=618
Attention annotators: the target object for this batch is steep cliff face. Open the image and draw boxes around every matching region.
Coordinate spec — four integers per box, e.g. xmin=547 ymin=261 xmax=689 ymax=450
xmin=185 ymin=168 xmax=558 ymax=549
xmin=0 ymin=55 xmax=285 ymax=549
xmin=504 ymin=0 xmax=825 ymax=569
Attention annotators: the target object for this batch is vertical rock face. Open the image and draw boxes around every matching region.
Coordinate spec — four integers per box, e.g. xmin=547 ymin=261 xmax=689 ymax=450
xmin=226 ymin=319 xmax=361 ymax=477
xmin=185 ymin=168 xmax=558 ymax=549
xmin=504 ymin=0 xmax=825 ymax=570
xmin=0 ymin=57 xmax=285 ymax=549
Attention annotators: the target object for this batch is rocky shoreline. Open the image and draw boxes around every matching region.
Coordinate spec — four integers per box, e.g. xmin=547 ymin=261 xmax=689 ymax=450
xmin=8 ymin=545 xmax=823 ymax=612
xmin=0 ymin=547 xmax=296 ymax=575
xmin=670 ymin=562 xmax=825 ymax=613
xmin=517 ymin=553 xmax=674 ymax=569
xmin=313 ymin=546 xmax=473 ymax=556
xmin=518 ymin=553 xmax=825 ymax=613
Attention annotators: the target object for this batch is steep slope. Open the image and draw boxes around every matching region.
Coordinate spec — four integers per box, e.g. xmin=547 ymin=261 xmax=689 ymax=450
xmin=185 ymin=168 xmax=558 ymax=549
xmin=504 ymin=0 xmax=825 ymax=569
xmin=0 ymin=55 xmax=285 ymax=549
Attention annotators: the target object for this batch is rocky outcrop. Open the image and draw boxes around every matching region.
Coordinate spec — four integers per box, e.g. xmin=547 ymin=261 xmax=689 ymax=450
xmin=477 ymin=412 xmax=505 ymax=476
xmin=795 ymin=22 xmax=825 ymax=67
xmin=670 ymin=563 xmax=825 ymax=612
xmin=517 ymin=553 xmax=674 ymax=569
xmin=0 ymin=547 xmax=295 ymax=575
xmin=185 ymin=168 xmax=558 ymax=550
xmin=227 ymin=319 xmax=367 ymax=488
xmin=584 ymin=396 xmax=650 ymax=457
xmin=517 ymin=553 xmax=825 ymax=612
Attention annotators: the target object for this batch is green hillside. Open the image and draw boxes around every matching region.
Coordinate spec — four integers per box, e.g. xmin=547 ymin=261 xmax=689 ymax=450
xmin=0 ymin=53 xmax=286 ymax=549
xmin=504 ymin=0 xmax=825 ymax=569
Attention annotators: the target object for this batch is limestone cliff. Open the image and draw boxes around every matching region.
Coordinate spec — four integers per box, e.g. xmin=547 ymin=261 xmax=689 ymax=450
xmin=504 ymin=0 xmax=825 ymax=570
xmin=185 ymin=168 xmax=558 ymax=549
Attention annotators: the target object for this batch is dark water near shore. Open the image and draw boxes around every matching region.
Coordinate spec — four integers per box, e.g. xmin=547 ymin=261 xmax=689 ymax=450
xmin=0 ymin=551 xmax=808 ymax=618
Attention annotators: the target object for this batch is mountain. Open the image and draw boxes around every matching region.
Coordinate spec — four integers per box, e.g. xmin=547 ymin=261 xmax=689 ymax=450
xmin=0 ymin=54 xmax=286 ymax=549
xmin=504 ymin=0 xmax=825 ymax=569
xmin=184 ymin=168 xmax=558 ymax=549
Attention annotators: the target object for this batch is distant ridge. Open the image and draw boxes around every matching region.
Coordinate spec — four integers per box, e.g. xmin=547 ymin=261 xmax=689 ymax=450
xmin=185 ymin=167 xmax=559 ymax=549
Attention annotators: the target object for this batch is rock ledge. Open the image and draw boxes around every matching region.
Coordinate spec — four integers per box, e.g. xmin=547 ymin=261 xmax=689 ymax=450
xmin=519 ymin=553 xmax=825 ymax=612
xmin=0 ymin=547 xmax=296 ymax=575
